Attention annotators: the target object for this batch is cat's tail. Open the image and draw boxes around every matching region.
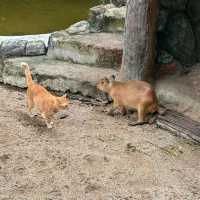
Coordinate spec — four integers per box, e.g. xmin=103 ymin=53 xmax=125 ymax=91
xmin=21 ymin=62 xmax=33 ymax=86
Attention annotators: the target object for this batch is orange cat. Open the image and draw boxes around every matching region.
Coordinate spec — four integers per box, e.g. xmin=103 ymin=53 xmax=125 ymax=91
xmin=21 ymin=62 xmax=70 ymax=128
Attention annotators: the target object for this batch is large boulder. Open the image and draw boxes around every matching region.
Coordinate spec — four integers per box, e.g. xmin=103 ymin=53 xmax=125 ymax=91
xmin=155 ymin=64 xmax=200 ymax=112
xmin=66 ymin=21 xmax=90 ymax=35
xmin=88 ymin=4 xmax=125 ymax=33
xmin=111 ymin=0 xmax=127 ymax=7
xmin=162 ymin=13 xmax=196 ymax=65
xmin=89 ymin=4 xmax=114 ymax=32
xmin=157 ymin=50 xmax=174 ymax=64
xmin=100 ymin=0 xmax=126 ymax=7
xmin=48 ymin=32 xmax=123 ymax=69
xmin=0 ymin=34 xmax=50 ymax=47
xmin=103 ymin=6 xmax=125 ymax=32
xmin=187 ymin=0 xmax=200 ymax=24
xmin=1 ymin=56 xmax=117 ymax=97
xmin=0 ymin=57 xmax=4 ymax=82
xmin=187 ymin=0 xmax=200 ymax=62
xmin=194 ymin=24 xmax=200 ymax=61
xmin=25 ymin=40 xmax=47 ymax=56
xmin=0 ymin=39 xmax=47 ymax=57
xmin=1 ymin=40 xmax=27 ymax=57
xmin=160 ymin=0 xmax=188 ymax=11
xmin=157 ymin=8 xmax=169 ymax=32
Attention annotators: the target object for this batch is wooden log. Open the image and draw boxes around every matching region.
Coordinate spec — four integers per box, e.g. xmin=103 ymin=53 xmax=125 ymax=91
xmin=156 ymin=110 xmax=200 ymax=143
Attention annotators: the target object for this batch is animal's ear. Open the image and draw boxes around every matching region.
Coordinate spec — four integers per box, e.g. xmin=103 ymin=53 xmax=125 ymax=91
xmin=104 ymin=77 xmax=110 ymax=83
xmin=109 ymin=74 xmax=116 ymax=82
xmin=64 ymin=90 xmax=70 ymax=98
xmin=62 ymin=94 xmax=67 ymax=98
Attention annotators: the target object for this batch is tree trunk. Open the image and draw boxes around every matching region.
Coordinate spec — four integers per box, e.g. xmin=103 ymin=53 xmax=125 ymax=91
xmin=120 ymin=0 xmax=158 ymax=82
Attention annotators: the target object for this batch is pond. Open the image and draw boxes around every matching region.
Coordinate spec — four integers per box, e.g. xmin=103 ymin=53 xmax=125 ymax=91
xmin=0 ymin=0 xmax=98 ymax=36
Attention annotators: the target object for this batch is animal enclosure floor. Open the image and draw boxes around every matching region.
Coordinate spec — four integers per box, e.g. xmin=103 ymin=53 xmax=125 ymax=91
xmin=0 ymin=85 xmax=200 ymax=200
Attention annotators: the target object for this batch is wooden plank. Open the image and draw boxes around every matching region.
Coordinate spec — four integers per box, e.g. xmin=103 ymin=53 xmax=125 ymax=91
xmin=156 ymin=110 xmax=200 ymax=143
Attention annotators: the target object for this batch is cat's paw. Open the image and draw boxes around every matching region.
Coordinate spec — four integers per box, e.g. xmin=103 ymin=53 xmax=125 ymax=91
xmin=47 ymin=122 xmax=54 ymax=129
xmin=47 ymin=124 xmax=53 ymax=129
xmin=29 ymin=112 xmax=37 ymax=118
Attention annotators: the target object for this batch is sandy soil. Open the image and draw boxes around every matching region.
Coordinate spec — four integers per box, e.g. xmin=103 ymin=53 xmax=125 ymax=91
xmin=0 ymin=84 xmax=200 ymax=200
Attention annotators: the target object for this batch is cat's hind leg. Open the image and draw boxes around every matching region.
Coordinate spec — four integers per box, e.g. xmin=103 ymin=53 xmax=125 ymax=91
xmin=27 ymin=92 xmax=35 ymax=118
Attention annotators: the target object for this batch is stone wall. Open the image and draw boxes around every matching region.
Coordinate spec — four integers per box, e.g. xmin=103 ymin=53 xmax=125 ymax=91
xmin=1 ymin=0 xmax=199 ymax=67
xmin=100 ymin=0 xmax=200 ymax=66
xmin=158 ymin=0 xmax=200 ymax=65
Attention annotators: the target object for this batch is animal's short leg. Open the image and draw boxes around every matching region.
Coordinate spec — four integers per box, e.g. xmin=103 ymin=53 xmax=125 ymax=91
xmin=107 ymin=100 xmax=119 ymax=116
xmin=120 ymin=106 xmax=127 ymax=116
xmin=107 ymin=107 xmax=117 ymax=116
xmin=128 ymin=104 xmax=148 ymax=126
xmin=41 ymin=113 xmax=53 ymax=129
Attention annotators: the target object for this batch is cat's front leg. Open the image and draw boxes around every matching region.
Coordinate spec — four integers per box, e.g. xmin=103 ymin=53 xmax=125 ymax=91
xmin=41 ymin=113 xmax=54 ymax=129
xmin=47 ymin=121 xmax=54 ymax=129
xmin=45 ymin=119 xmax=54 ymax=129
xmin=29 ymin=111 xmax=37 ymax=118
xmin=46 ymin=121 xmax=53 ymax=129
xmin=28 ymin=107 xmax=38 ymax=118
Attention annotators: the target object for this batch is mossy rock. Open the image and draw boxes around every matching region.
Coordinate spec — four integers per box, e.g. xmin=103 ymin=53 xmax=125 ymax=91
xmin=162 ymin=13 xmax=196 ymax=65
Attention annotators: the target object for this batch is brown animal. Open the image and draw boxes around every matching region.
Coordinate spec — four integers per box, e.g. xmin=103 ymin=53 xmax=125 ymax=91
xmin=21 ymin=62 xmax=70 ymax=128
xmin=97 ymin=76 xmax=158 ymax=126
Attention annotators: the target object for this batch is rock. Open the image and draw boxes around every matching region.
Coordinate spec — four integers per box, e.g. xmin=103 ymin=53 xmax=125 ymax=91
xmin=47 ymin=32 xmax=123 ymax=69
xmin=111 ymin=0 xmax=127 ymax=7
xmin=0 ymin=34 xmax=49 ymax=57
xmin=1 ymin=56 xmax=117 ymax=97
xmin=155 ymin=65 xmax=200 ymax=112
xmin=99 ymin=0 xmax=110 ymax=4
xmin=157 ymin=50 xmax=174 ymax=64
xmin=104 ymin=6 xmax=125 ymax=32
xmin=101 ymin=0 xmax=127 ymax=7
xmin=187 ymin=0 xmax=200 ymax=24
xmin=187 ymin=0 xmax=200 ymax=61
xmin=194 ymin=24 xmax=200 ymax=61
xmin=0 ymin=40 xmax=27 ymax=57
xmin=49 ymin=30 xmax=68 ymax=39
xmin=160 ymin=0 xmax=188 ymax=11
xmin=88 ymin=4 xmax=125 ymax=32
xmin=89 ymin=4 xmax=115 ymax=32
xmin=162 ymin=13 xmax=196 ymax=65
xmin=0 ymin=57 xmax=4 ymax=82
xmin=0 ymin=34 xmax=50 ymax=47
xmin=25 ymin=40 xmax=47 ymax=56
xmin=66 ymin=21 xmax=90 ymax=35
xmin=157 ymin=8 xmax=169 ymax=32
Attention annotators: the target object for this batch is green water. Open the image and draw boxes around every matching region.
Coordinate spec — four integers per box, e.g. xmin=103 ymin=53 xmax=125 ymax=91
xmin=0 ymin=0 xmax=98 ymax=36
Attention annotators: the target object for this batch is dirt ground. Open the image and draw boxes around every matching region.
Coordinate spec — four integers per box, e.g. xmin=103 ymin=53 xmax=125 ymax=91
xmin=0 ymin=84 xmax=200 ymax=200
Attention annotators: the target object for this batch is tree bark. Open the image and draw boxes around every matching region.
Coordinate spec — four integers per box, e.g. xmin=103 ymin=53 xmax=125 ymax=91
xmin=120 ymin=0 xmax=158 ymax=82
